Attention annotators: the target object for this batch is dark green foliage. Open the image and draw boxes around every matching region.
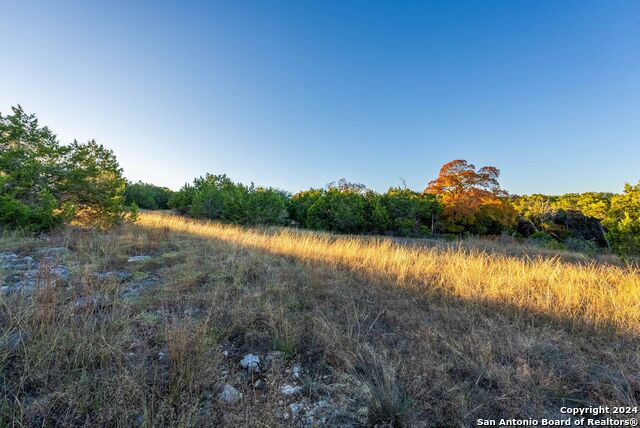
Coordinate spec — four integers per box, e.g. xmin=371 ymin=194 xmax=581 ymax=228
xmin=168 ymin=184 xmax=196 ymax=214
xmin=306 ymin=188 xmax=368 ymax=233
xmin=170 ymin=173 xmax=288 ymax=226
xmin=0 ymin=106 xmax=65 ymax=231
xmin=125 ymin=181 xmax=173 ymax=210
xmin=291 ymin=183 xmax=441 ymax=236
xmin=383 ymin=188 xmax=441 ymax=237
xmin=59 ymin=140 xmax=131 ymax=227
xmin=0 ymin=106 xmax=134 ymax=231
xmin=289 ymin=189 xmax=323 ymax=224
xmin=246 ymin=187 xmax=289 ymax=225
xmin=365 ymin=191 xmax=391 ymax=233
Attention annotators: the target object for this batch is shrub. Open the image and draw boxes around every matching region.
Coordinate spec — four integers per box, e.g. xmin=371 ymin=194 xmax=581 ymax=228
xmin=245 ymin=187 xmax=289 ymax=226
xmin=383 ymin=188 xmax=441 ymax=236
xmin=59 ymin=140 xmax=133 ymax=227
xmin=171 ymin=173 xmax=289 ymax=226
xmin=125 ymin=181 xmax=173 ymax=209
xmin=289 ymin=189 xmax=323 ymax=224
xmin=168 ymin=183 xmax=197 ymax=214
xmin=306 ymin=188 xmax=368 ymax=233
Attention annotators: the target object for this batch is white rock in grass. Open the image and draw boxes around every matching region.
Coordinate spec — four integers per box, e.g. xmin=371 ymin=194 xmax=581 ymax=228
xmin=219 ymin=384 xmax=241 ymax=402
xmin=240 ymin=353 xmax=260 ymax=373
xmin=292 ymin=363 xmax=302 ymax=379
xmin=289 ymin=402 xmax=303 ymax=415
xmin=280 ymin=384 xmax=303 ymax=395
xmin=127 ymin=255 xmax=152 ymax=263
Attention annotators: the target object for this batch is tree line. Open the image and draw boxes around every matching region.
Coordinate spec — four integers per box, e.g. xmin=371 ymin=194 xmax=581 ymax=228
xmin=2 ymin=106 xmax=639 ymax=255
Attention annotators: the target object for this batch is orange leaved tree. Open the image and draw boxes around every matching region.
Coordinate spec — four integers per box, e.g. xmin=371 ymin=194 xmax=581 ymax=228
xmin=425 ymin=160 xmax=516 ymax=234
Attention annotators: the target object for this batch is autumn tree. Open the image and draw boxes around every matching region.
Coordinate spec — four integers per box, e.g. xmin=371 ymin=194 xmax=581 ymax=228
xmin=425 ymin=160 xmax=516 ymax=234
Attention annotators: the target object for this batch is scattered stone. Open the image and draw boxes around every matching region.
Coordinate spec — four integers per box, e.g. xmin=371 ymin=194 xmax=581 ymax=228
xmin=127 ymin=255 xmax=152 ymax=263
xmin=240 ymin=353 xmax=260 ymax=374
xmin=289 ymin=402 xmax=303 ymax=415
xmin=223 ymin=350 xmax=229 ymax=357
xmin=121 ymin=277 xmax=161 ymax=299
xmin=254 ymin=379 xmax=265 ymax=389
xmin=93 ymin=271 xmax=132 ymax=282
xmin=51 ymin=265 xmax=71 ymax=280
xmin=1 ymin=252 xmax=36 ymax=271
xmin=292 ymin=364 xmax=302 ymax=379
xmin=219 ymin=384 xmax=241 ymax=403
xmin=266 ymin=350 xmax=283 ymax=361
xmin=280 ymin=384 xmax=303 ymax=395
xmin=37 ymin=247 xmax=70 ymax=257
xmin=157 ymin=351 xmax=167 ymax=361
xmin=1 ymin=250 xmax=71 ymax=296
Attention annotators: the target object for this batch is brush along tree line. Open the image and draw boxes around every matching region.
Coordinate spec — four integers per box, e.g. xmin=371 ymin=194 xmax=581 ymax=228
xmin=2 ymin=106 xmax=639 ymax=254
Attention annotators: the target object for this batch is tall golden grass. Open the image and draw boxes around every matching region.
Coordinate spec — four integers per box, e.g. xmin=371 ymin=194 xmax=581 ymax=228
xmin=138 ymin=212 xmax=640 ymax=335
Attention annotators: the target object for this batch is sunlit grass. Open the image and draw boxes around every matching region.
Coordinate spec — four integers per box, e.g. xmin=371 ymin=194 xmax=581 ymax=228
xmin=138 ymin=211 xmax=640 ymax=335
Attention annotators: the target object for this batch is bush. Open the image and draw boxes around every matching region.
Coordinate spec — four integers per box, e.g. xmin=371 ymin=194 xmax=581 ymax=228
xmin=383 ymin=188 xmax=441 ymax=236
xmin=168 ymin=184 xmax=196 ymax=214
xmin=246 ymin=187 xmax=289 ymax=226
xmin=289 ymin=189 xmax=323 ymax=224
xmin=59 ymin=140 xmax=133 ymax=227
xmin=306 ymin=188 xmax=368 ymax=233
xmin=170 ymin=173 xmax=289 ymax=226
xmin=125 ymin=182 xmax=173 ymax=210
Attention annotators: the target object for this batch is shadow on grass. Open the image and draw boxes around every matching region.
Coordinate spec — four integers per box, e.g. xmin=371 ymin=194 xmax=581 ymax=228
xmin=135 ymin=218 xmax=639 ymax=343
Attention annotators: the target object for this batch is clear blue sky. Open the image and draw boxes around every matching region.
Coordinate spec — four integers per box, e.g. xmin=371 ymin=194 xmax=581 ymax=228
xmin=2 ymin=1 xmax=639 ymax=195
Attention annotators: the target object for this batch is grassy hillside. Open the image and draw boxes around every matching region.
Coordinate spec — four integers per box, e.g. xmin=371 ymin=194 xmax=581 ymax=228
xmin=1 ymin=212 xmax=639 ymax=426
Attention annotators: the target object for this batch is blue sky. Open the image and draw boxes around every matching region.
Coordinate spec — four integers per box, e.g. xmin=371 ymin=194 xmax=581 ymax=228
xmin=2 ymin=1 xmax=639 ymax=194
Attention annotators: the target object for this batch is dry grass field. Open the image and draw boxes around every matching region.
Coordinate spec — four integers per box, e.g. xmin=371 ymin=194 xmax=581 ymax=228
xmin=1 ymin=211 xmax=639 ymax=427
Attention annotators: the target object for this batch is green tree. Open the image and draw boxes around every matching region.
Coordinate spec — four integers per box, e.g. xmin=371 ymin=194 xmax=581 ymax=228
xmin=0 ymin=106 xmax=134 ymax=231
xmin=306 ymin=188 xmax=367 ymax=233
xmin=125 ymin=181 xmax=173 ymax=209
xmin=0 ymin=106 xmax=65 ymax=230
xmin=383 ymin=188 xmax=441 ymax=236
xmin=289 ymin=189 xmax=323 ymax=225
xmin=59 ymin=140 xmax=133 ymax=227
xmin=246 ymin=187 xmax=289 ymax=225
